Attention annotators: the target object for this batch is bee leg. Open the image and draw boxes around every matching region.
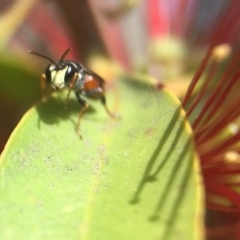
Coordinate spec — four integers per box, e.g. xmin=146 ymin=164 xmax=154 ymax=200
xmin=75 ymin=92 xmax=89 ymax=138
xmin=65 ymin=73 xmax=78 ymax=109
xmin=41 ymin=74 xmax=53 ymax=100
xmin=85 ymin=88 xmax=116 ymax=119
xmin=40 ymin=74 xmax=47 ymax=99
xmin=101 ymin=96 xmax=116 ymax=119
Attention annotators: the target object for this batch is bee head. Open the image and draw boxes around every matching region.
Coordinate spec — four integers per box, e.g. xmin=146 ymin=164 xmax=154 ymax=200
xmin=29 ymin=48 xmax=74 ymax=90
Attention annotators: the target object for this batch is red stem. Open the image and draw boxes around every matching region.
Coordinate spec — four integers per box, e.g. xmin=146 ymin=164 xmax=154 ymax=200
xmin=182 ymin=48 xmax=212 ymax=107
xmin=192 ymin=65 xmax=240 ymax=131
xmin=201 ymin=131 xmax=240 ymax=162
xmin=196 ymin=97 xmax=240 ymax=144
xmin=186 ymin=59 xmax=217 ymax=117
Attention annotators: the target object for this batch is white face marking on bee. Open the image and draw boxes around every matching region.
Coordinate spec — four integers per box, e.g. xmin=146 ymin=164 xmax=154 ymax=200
xmin=50 ymin=66 xmax=68 ymax=89
xmin=49 ymin=64 xmax=55 ymax=71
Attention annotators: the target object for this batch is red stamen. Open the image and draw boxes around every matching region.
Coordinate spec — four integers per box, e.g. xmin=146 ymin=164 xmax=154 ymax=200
xmin=209 ymin=0 xmax=240 ymax=45
xmin=186 ymin=59 xmax=217 ymax=117
xmin=201 ymin=131 xmax=240 ymax=161
xmin=206 ymin=183 xmax=240 ymax=209
xmin=192 ymin=47 xmax=240 ymax=138
xmin=171 ymin=0 xmax=192 ymax=37
xmin=196 ymin=98 xmax=240 ymax=144
xmin=192 ymin=62 xmax=240 ymax=131
xmin=147 ymin=0 xmax=170 ymax=38
xmin=206 ymin=202 xmax=240 ymax=213
xmin=182 ymin=48 xmax=212 ymax=107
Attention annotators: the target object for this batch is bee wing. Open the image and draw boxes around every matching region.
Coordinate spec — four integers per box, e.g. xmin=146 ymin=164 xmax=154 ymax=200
xmin=81 ymin=65 xmax=105 ymax=84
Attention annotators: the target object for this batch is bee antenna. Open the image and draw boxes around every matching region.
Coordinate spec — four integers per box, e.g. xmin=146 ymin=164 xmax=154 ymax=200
xmin=29 ymin=50 xmax=56 ymax=65
xmin=60 ymin=48 xmax=70 ymax=64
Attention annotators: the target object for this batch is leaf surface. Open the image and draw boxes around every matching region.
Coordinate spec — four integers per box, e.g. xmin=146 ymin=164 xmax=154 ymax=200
xmin=0 ymin=77 xmax=204 ymax=240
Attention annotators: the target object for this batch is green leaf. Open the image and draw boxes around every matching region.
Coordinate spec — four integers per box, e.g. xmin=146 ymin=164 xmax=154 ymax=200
xmin=0 ymin=77 xmax=204 ymax=240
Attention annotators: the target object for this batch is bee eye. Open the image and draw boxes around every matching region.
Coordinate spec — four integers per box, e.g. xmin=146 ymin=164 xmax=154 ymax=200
xmin=45 ymin=64 xmax=55 ymax=82
xmin=65 ymin=65 xmax=76 ymax=83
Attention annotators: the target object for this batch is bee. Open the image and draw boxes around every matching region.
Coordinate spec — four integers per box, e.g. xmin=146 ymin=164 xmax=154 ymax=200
xmin=29 ymin=48 xmax=115 ymax=137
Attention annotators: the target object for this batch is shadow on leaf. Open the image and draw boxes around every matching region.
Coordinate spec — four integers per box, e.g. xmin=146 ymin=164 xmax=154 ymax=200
xmin=35 ymin=93 xmax=102 ymax=130
xmin=129 ymin=104 xmax=194 ymax=239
